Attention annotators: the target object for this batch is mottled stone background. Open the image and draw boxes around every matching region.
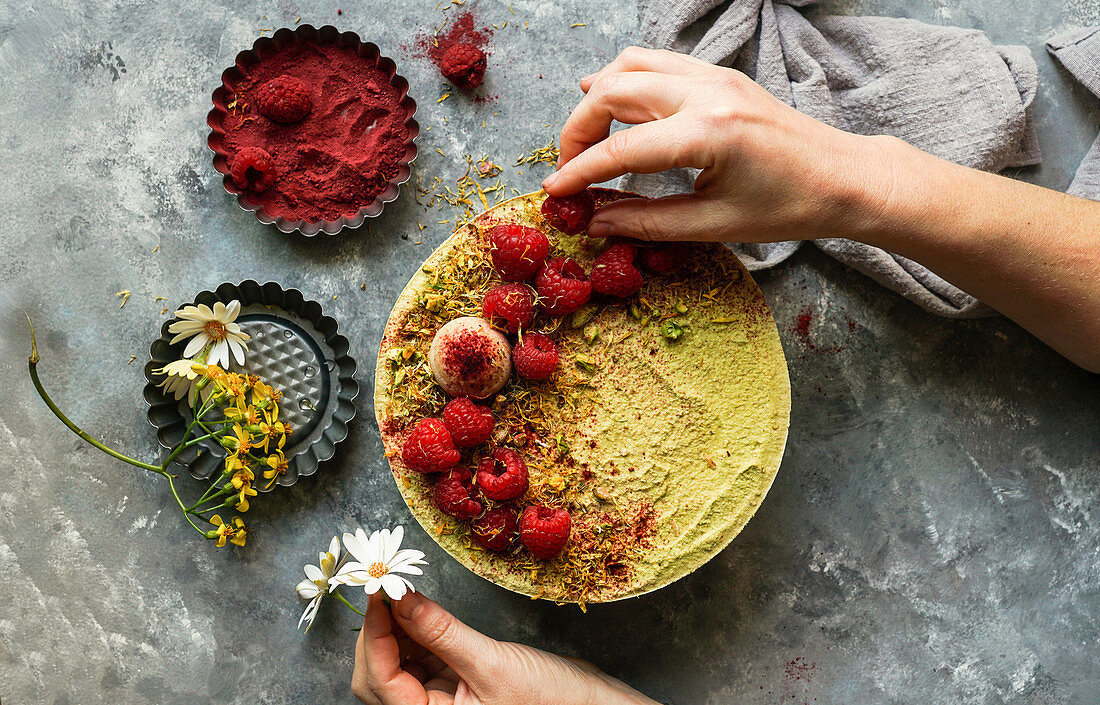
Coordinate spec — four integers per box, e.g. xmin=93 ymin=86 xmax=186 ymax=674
xmin=1 ymin=1 xmax=1098 ymax=703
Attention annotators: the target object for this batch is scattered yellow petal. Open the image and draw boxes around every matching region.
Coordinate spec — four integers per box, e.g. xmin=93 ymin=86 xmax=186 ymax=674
xmin=115 ymin=290 xmax=131 ymax=308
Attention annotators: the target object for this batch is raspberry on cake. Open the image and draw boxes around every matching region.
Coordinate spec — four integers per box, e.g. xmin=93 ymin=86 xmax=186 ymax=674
xmin=541 ymin=190 xmax=596 ymax=235
xmin=442 ymin=397 xmax=494 ymax=448
xmin=471 ymin=507 xmax=519 ymax=552
xmin=536 ymin=257 xmax=592 ymax=317
xmin=401 ymin=418 xmax=461 ymax=473
xmin=513 ymin=332 xmax=559 ymax=380
xmin=590 ymin=243 xmax=643 ymax=297
xmin=482 ymin=283 xmax=536 ymax=333
xmin=519 ymin=505 xmax=571 ymax=559
xmin=440 ymin=43 xmax=487 ymax=91
xmin=255 ymin=75 xmax=312 ymax=123
xmin=488 ymin=223 xmax=550 ymax=281
xmin=428 ymin=317 xmax=512 ymax=398
xmin=230 ymin=147 xmax=278 ymax=191
xmin=642 ymin=244 xmax=690 ymax=274
xmin=433 ymin=468 xmax=483 ymax=519
xmin=475 ymin=448 xmax=529 ymax=501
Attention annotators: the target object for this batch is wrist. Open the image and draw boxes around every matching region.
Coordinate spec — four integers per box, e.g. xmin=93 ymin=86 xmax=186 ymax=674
xmin=838 ymin=134 xmax=990 ymax=257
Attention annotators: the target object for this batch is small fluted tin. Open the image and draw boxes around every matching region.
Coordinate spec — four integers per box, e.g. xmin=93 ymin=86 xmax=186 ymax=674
xmin=143 ymin=281 xmax=358 ymax=488
xmin=207 ymin=25 xmax=419 ymax=236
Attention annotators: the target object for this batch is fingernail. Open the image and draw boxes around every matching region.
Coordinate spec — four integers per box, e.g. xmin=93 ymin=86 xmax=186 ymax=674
xmin=580 ymin=72 xmax=597 ymax=83
xmin=542 ymin=171 xmax=559 ymax=189
xmin=393 ymin=590 xmax=424 ymax=621
xmin=588 ymin=221 xmax=612 ymax=238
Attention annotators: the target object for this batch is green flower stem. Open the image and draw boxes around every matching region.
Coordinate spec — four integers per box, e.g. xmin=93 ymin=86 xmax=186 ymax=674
xmin=333 ymin=590 xmax=366 ymax=617
xmin=186 ymin=485 xmax=233 ymax=512
xmin=166 ymin=475 xmax=210 ymax=536
xmin=181 ymin=430 xmax=227 ymax=449
xmin=192 ymin=476 xmax=227 ymax=506
xmin=162 ymin=397 xmax=220 ymax=470
xmin=190 ymin=497 xmax=238 ymax=515
xmin=26 ymin=319 xmax=167 ymax=477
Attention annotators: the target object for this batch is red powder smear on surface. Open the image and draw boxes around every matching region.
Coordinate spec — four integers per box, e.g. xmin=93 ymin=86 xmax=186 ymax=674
xmin=222 ymin=41 xmax=410 ymax=223
xmin=410 ymin=10 xmax=494 ymax=91
xmin=795 ymin=307 xmax=815 ymax=349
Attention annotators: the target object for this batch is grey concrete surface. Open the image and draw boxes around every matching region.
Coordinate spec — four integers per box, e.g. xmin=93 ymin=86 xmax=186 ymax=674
xmin=1 ymin=1 xmax=1098 ymax=703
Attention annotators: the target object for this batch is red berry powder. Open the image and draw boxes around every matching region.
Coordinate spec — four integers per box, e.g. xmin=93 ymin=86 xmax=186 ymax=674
xmin=221 ymin=40 xmax=410 ymax=223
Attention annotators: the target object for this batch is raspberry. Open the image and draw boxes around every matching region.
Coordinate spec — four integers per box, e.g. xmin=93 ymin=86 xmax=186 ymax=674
xmin=488 ymin=223 xmax=550 ymax=281
xmin=440 ymin=43 xmax=487 ymax=91
xmin=433 ymin=468 xmax=483 ymax=519
xmin=255 ymin=75 xmax=312 ymax=123
xmin=475 ymin=448 xmax=529 ymax=501
xmin=471 ymin=507 xmax=519 ymax=552
xmin=536 ymin=257 xmax=591 ymax=318
xmin=513 ymin=332 xmax=559 ymax=380
xmin=229 ymin=147 xmax=277 ymax=191
xmin=481 ymin=283 xmax=536 ymax=333
xmin=641 ymin=244 xmax=690 ymax=274
xmin=519 ymin=505 xmax=571 ymax=559
xmin=590 ymin=243 xmax=643 ymax=297
xmin=541 ymin=191 xmax=596 ymax=235
xmin=401 ymin=418 xmax=461 ymax=473
xmin=442 ymin=397 xmax=494 ymax=448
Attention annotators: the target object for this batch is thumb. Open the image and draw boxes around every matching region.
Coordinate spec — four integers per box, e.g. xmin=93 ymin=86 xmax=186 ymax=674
xmin=588 ymin=194 xmax=721 ymax=241
xmin=391 ymin=591 xmax=499 ymax=676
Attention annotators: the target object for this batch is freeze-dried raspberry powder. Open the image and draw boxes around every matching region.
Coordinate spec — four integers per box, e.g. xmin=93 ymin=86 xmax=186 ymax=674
xmin=220 ymin=40 xmax=410 ymax=223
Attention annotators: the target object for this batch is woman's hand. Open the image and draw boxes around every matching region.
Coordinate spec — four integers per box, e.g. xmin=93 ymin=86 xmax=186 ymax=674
xmin=351 ymin=591 xmax=658 ymax=705
xmin=546 ymin=47 xmax=1100 ymax=372
xmin=543 ymin=46 xmax=895 ymax=244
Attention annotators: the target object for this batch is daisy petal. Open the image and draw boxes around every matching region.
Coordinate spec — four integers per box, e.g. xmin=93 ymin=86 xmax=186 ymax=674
xmin=209 ymin=340 xmax=229 ymax=369
xmin=380 ymin=574 xmax=409 ymax=600
xmin=183 ymin=334 xmax=209 ymax=359
xmin=228 ymin=337 xmax=246 ymax=366
xmin=168 ymin=320 xmax=204 ymax=335
xmin=296 ymin=578 xmax=320 ymax=600
xmin=342 ymin=531 xmax=367 ymax=564
xmin=224 ymin=300 xmax=241 ymax=321
xmin=298 ymin=595 xmax=322 ymax=630
xmin=304 ymin=564 xmax=324 ymax=582
xmin=384 ymin=526 xmax=405 ymax=564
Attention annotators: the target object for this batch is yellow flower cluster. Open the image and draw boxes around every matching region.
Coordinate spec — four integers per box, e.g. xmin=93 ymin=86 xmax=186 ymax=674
xmin=192 ymin=365 xmax=292 ymax=547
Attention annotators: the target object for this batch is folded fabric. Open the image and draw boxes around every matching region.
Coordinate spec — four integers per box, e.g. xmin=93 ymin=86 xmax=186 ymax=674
xmin=623 ymin=0 xmax=1041 ymax=317
xmin=1048 ymin=28 xmax=1100 ymax=199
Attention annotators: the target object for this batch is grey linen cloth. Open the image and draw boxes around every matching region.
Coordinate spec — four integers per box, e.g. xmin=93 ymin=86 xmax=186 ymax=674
xmin=622 ymin=0 xmax=1042 ymax=317
xmin=1048 ymin=28 xmax=1100 ymax=198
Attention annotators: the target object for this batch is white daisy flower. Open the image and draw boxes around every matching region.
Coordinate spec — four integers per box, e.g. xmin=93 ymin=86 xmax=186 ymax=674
xmin=155 ymin=358 xmax=200 ymax=405
xmin=168 ymin=300 xmax=250 ymax=370
xmin=296 ymin=535 xmax=342 ymax=632
xmin=332 ymin=526 xmax=427 ymax=601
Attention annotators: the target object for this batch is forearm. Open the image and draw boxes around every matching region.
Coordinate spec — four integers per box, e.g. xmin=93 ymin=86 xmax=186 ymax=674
xmin=852 ymin=136 xmax=1100 ymax=372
